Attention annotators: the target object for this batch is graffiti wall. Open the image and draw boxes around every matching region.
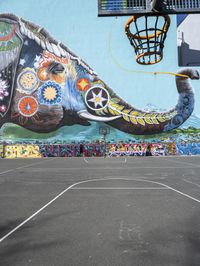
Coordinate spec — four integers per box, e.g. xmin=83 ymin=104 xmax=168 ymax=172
xmin=39 ymin=144 xmax=80 ymax=157
xmin=3 ymin=142 xmax=200 ymax=158
xmin=2 ymin=144 xmax=106 ymax=158
xmin=0 ymin=145 xmax=3 ymax=158
xmin=108 ymin=143 xmax=174 ymax=157
xmin=0 ymin=1 xmax=200 ymax=154
xmin=4 ymin=145 xmax=41 ymax=159
xmin=177 ymin=142 xmax=200 ymax=155
xmin=109 ymin=143 xmax=144 ymax=157
xmin=0 ymin=143 xmax=179 ymax=158
xmin=81 ymin=144 xmax=106 ymax=157
xmin=165 ymin=142 xmax=177 ymax=156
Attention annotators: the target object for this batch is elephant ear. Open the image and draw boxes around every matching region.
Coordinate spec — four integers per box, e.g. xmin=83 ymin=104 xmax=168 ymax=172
xmin=0 ymin=15 xmax=22 ymax=118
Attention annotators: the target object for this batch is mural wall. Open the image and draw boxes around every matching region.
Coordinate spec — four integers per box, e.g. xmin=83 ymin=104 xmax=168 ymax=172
xmin=4 ymin=145 xmax=41 ymax=158
xmin=108 ymin=143 xmax=176 ymax=157
xmin=0 ymin=14 xmax=198 ymax=137
xmin=0 ymin=1 xmax=200 ymax=155
xmin=2 ymin=144 xmax=105 ymax=158
xmin=0 ymin=145 xmax=3 ymax=158
xmin=1 ymin=143 xmax=177 ymax=158
xmin=176 ymin=142 xmax=200 ymax=155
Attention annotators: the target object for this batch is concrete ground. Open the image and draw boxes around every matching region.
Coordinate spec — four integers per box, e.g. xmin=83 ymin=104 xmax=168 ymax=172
xmin=0 ymin=156 xmax=200 ymax=266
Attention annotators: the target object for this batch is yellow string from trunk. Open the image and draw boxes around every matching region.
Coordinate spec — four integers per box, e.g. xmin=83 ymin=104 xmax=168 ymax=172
xmin=108 ymin=20 xmax=189 ymax=79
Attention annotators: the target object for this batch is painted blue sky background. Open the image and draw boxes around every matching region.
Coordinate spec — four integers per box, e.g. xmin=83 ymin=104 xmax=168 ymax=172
xmin=1 ymin=0 xmax=200 ymax=116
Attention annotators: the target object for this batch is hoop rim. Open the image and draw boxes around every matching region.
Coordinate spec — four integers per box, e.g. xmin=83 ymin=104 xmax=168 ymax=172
xmin=136 ymin=51 xmax=163 ymax=65
xmin=125 ymin=14 xmax=171 ymax=40
xmin=99 ymin=126 xmax=110 ymax=135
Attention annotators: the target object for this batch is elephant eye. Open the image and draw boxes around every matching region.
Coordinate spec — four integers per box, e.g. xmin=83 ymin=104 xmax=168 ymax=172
xmin=48 ymin=62 xmax=65 ymax=74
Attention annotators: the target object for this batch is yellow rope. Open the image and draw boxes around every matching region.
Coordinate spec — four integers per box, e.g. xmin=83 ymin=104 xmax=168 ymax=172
xmin=149 ymin=72 xmax=189 ymax=78
xmin=108 ymin=20 xmax=189 ymax=79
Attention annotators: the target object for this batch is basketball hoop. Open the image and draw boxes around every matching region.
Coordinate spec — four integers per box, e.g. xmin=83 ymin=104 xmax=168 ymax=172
xmin=99 ymin=126 xmax=110 ymax=136
xmin=125 ymin=14 xmax=170 ymax=65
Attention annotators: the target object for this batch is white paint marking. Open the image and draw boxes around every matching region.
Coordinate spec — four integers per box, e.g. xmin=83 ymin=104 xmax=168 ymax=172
xmin=71 ymin=187 xmax=168 ymax=190
xmin=1 ymin=176 xmax=200 ymax=243
xmin=0 ymin=179 xmax=82 ymax=243
xmin=183 ymin=179 xmax=200 ymax=188
xmin=156 ymin=156 xmax=200 ymax=168
xmin=102 ymin=177 xmax=200 ymax=203
xmin=83 ymin=157 xmax=127 ymax=164
xmin=0 ymin=169 xmax=15 ymax=176
xmin=0 ymin=158 xmax=55 ymax=176
xmin=83 ymin=157 xmax=89 ymax=164
xmin=163 ymin=184 xmax=200 ymax=203
xmin=39 ymin=166 xmax=198 ymax=170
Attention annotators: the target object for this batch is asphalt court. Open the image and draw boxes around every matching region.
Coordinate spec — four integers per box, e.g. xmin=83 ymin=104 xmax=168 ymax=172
xmin=0 ymin=157 xmax=200 ymax=266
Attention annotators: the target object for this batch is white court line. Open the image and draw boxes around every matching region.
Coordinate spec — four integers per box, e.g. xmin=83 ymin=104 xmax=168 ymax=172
xmin=155 ymin=156 xmax=200 ymax=168
xmin=183 ymin=179 xmax=200 ymax=188
xmin=0 ymin=177 xmax=200 ymax=243
xmin=163 ymin=184 xmax=200 ymax=203
xmin=83 ymin=157 xmax=127 ymax=164
xmin=0 ymin=158 xmax=55 ymax=176
xmin=48 ymin=166 xmax=198 ymax=170
xmin=83 ymin=157 xmax=89 ymax=164
xmin=71 ymin=187 xmax=167 ymax=190
xmin=105 ymin=177 xmax=200 ymax=203
xmin=0 ymin=178 xmax=107 ymax=243
xmin=161 ymin=155 xmax=200 ymax=158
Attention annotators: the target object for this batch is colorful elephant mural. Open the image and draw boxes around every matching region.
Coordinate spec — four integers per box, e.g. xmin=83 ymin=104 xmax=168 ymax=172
xmin=0 ymin=13 xmax=199 ymax=137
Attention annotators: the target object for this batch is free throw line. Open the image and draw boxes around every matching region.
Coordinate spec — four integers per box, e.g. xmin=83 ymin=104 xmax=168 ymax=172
xmin=71 ymin=187 xmax=167 ymax=190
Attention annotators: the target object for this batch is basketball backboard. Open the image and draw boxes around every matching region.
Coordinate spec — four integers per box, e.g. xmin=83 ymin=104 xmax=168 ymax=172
xmin=98 ymin=0 xmax=200 ymax=16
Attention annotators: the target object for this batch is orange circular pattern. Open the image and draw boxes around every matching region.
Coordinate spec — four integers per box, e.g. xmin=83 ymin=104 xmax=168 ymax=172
xmin=18 ymin=96 xmax=38 ymax=117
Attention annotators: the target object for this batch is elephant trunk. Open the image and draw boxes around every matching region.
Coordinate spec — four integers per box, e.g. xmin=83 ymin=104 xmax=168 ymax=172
xmin=81 ymin=68 xmax=199 ymax=135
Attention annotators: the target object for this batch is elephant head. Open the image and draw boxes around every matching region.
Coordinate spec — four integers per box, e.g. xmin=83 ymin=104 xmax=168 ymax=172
xmin=0 ymin=13 xmax=199 ymax=135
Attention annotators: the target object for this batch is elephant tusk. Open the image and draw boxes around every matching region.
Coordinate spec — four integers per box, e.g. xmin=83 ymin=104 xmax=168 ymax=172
xmin=78 ymin=110 xmax=121 ymax=122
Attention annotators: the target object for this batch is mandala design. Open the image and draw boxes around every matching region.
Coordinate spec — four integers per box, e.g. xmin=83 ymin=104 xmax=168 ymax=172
xmin=17 ymin=68 xmax=39 ymax=93
xmin=85 ymin=86 xmax=109 ymax=111
xmin=38 ymin=81 xmax=62 ymax=105
xmin=0 ymin=22 xmax=20 ymax=51
xmin=76 ymin=78 xmax=90 ymax=91
xmin=18 ymin=96 xmax=38 ymax=117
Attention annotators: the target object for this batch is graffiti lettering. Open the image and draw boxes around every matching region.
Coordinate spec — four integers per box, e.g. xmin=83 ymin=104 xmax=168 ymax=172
xmin=4 ymin=145 xmax=41 ymax=158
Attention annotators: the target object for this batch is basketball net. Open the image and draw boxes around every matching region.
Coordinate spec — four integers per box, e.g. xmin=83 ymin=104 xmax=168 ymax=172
xmin=125 ymin=14 xmax=170 ymax=65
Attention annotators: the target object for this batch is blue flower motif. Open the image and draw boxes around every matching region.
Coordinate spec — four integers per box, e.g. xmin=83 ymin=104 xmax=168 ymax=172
xmin=38 ymin=81 xmax=62 ymax=105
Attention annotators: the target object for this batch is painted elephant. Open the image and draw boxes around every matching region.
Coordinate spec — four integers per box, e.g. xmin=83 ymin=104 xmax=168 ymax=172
xmin=0 ymin=13 xmax=199 ymax=135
